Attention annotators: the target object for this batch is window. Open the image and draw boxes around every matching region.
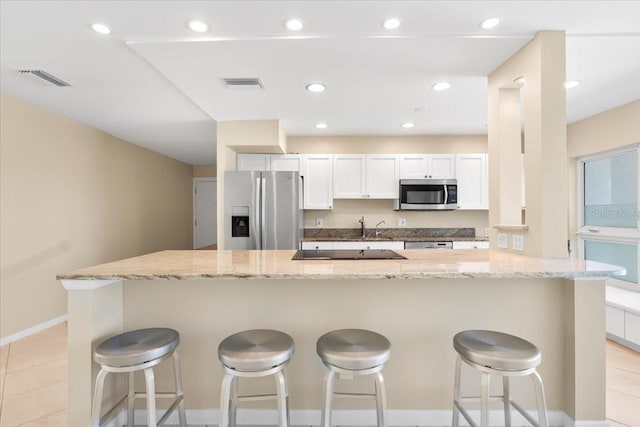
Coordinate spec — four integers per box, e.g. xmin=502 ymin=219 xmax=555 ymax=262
xmin=578 ymin=145 xmax=640 ymax=290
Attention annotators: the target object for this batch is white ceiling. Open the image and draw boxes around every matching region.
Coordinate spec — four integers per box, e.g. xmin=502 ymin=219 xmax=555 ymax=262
xmin=1 ymin=1 xmax=639 ymax=166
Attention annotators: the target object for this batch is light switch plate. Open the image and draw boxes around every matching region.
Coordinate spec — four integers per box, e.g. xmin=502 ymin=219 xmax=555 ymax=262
xmin=397 ymin=218 xmax=407 ymax=227
xmin=484 ymin=227 xmax=490 ymax=238
xmin=513 ymin=235 xmax=524 ymax=251
xmin=316 ymin=218 xmax=323 ymax=228
xmin=497 ymin=233 xmax=508 ymax=249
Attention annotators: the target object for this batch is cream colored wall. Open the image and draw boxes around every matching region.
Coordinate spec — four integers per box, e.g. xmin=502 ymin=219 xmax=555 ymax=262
xmin=0 ymin=93 xmax=194 ymax=339
xmin=289 ymin=135 xmax=489 ymax=235
xmin=488 ymin=31 xmax=568 ymax=258
xmin=193 ymin=165 xmax=216 ymax=177
xmin=567 ymin=100 xmax=640 ymax=239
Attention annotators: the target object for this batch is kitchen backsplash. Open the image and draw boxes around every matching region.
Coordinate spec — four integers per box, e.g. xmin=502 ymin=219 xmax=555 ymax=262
xmin=305 ymin=227 xmax=476 ymax=240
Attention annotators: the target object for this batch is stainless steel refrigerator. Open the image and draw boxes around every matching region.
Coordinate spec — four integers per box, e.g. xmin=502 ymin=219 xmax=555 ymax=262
xmin=224 ymin=171 xmax=304 ymax=250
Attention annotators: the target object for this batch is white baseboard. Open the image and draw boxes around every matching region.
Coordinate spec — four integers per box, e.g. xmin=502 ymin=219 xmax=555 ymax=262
xmin=118 ymin=408 xmax=574 ymax=426
xmin=0 ymin=314 xmax=67 ymax=346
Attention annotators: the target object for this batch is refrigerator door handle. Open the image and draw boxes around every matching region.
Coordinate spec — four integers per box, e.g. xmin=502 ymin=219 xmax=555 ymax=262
xmin=255 ymin=177 xmax=262 ymax=250
xmin=260 ymin=177 xmax=267 ymax=250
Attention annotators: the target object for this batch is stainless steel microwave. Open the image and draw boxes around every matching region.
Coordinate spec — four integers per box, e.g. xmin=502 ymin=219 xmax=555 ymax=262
xmin=394 ymin=179 xmax=458 ymax=210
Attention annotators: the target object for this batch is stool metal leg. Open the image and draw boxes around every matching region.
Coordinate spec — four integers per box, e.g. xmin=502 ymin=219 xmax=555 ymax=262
xmin=172 ymin=351 xmax=187 ymax=427
xmin=275 ymin=370 xmax=289 ymax=427
xmin=503 ymin=376 xmax=511 ymax=427
xmin=128 ymin=371 xmax=135 ymax=427
xmin=229 ymin=376 xmax=238 ymax=427
xmin=219 ymin=373 xmax=234 ymax=427
xmin=321 ymin=369 xmax=336 ymax=427
xmin=374 ymin=371 xmax=387 ymax=427
xmin=452 ymin=355 xmax=462 ymax=427
xmin=91 ymin=368 xmax=109 ymax=427
xmin=144 ymin=368 xmax=157 ymax=427
xmin=530 ymin=371 xmax=549 ymax=427
xmin=480 ymin=372 xmax=490 ymax=427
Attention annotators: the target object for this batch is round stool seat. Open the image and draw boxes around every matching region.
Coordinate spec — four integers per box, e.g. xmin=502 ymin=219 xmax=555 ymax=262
xmin=453 ymin=330 xmax=541 ymax=371
xmin=317 ymin=329 xmax=391 ymax=370
xmin=94 ymin=328 xmax=180 ymax=368
xmin=218 ymin=329 xmax=295 ymax=372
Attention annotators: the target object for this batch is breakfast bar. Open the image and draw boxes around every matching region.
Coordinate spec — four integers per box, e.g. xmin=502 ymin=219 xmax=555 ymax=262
xmin=59 ymin=249 xmax=624 ymax=426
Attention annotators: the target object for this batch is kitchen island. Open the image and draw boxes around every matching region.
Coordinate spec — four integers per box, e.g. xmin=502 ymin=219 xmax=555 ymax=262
xmin=59 ymin=249 xmax=624 ymax=426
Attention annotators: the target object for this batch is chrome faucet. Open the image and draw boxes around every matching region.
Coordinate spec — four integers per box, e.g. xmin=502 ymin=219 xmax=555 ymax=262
xmin=375 ymin=220 xmax=385 ymax=238
xmin=358 ymin=216 xmax=365 ymax=238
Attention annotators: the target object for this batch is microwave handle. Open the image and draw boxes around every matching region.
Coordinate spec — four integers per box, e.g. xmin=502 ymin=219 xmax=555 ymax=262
xmin=444 ymin=184 xmax=448 ymax=203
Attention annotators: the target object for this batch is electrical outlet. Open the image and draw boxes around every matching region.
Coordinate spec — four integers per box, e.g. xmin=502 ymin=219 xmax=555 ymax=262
xmin=484 ymin=227 xmax=490 ymax=238
xmin=316 ymin=218 xmax=323 ymax=228
xmin=513 ymin=234 xmax=524 ymax=251
xmin=397 ymin=218 xmax=407 ymax=227
xmin=497 ymin=233 xmax=507 ymax=249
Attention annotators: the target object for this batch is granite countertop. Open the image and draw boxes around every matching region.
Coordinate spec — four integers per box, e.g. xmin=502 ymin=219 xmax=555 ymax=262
xmin=303 ymin=227 xmax=488 ymax=242
xmin=58 ymin=249 xmax=625 ymax=281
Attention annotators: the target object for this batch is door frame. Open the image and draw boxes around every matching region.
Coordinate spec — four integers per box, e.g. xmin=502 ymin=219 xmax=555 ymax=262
xmin=193 ymin=177 xmax=217 ymax=249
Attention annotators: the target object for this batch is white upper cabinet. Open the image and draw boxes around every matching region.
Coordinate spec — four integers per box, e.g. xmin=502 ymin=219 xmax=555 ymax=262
xmin=455 ymin=153 xmax=488 ymax=209
xmin=399 ymin=154 xmax=455 ymax=179
xmin=236 ymin=153 xmax=271 ymax=171
xmin=270 ymin=154 xmax=301 ymax=172
xmin=333 ymin=155 xmax=366 ymax=198
xmin=366 ymin=155 xmax=399 ymax=198
xmin=302 ymin=154 xmax=333 ymax=210
xmin=334 ymin=154 xmax=398 ymax=199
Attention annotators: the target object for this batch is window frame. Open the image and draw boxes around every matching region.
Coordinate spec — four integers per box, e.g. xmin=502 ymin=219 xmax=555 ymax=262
xmin=576 ymin=144 xmax=640 ymax=291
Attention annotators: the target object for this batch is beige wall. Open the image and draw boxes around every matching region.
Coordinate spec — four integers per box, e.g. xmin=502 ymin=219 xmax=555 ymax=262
xmin=567 ymin=100 xmax=640 ymax=239
xmin=0 ymin=93 xmax=194 ymax=339
xmin=289 ymin=135 xmax=489 ymax=234
xmin=488 ymin=31 xmax=568 ymax=258
xmin=193 ymin=165 xmax=216 ymax=177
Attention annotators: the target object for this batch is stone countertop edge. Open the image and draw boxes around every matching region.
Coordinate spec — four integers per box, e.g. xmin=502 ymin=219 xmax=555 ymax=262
xmin=57 ymin=250 xmax=625 ymax=281
xmin=303 ymin=236 xmax=490 ymax=242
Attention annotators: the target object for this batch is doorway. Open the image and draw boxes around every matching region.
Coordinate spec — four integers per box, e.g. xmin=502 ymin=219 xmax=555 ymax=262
xmin=193 ymin=178 xmax=217 ymax=249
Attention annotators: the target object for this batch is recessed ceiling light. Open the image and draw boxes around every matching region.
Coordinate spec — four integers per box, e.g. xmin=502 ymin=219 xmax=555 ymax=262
xmin=306 ymin=83 xmax=326 ymax=93
xmin=480 ymin=17 xmax=500 ymax=29
xmin=285 ymin=19 xmax=304 ymax=31
xmin=187 ymin=20 xmax=208 ymax=33
xmin=91 ymin=23 xmax=111 ymax=35
xmin=564 ymin=80 xmax=581 ymax=89
xmin=402 ymin=122 xmax=415 ymax=128
xmin=514 ymin=76 xmax=526 ymax=86
xmin=414 ymin=107 xmax=429 ymax=113
xmin=431 ymin=81 xmax=451 ymax=91
xmin=315 ymin=122 xmax=328 ymax=129
xmin=382 ymin=18 xmax=401 ymax=30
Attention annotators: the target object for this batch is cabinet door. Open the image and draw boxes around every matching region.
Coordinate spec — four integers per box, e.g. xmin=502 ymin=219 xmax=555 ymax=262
xmin=452 ymin=241 xmax=490 ymax=249
xmin=237 ymin=153 xmax=270 ymax=171
xmin=333 ymin=155 xmax=366 ymax=198
xmin=428 ymin=155 xmax=456 ymax=179
xmin=399 ymin=155 xmax=429 ymax=179
xmin=455 ymin=154 xmax=488 ymax=209
xmin=270 ymin=154 xmax=301 ymax=172
xmin=301 ymin=241 xmax=333 ymax=250
xmin=302 ymin=155 xmax=333 ymax=210
xmin=332 ymin=241 xmax=404 ymax=250
xmin=366 ymin=155 xmax=399 ymax=198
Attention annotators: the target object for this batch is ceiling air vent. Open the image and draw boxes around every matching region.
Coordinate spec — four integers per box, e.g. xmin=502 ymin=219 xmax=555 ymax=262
xmin=222 ymin=78 xmax=265 ymax=90
xmin=17 ymin=69 xmax=71 ymax=87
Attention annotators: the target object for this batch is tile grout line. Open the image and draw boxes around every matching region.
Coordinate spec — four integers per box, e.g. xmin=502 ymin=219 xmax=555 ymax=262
xmin=607 ymin=386 xmax=640 ymax=400
xmin=14 ymin=409 xmax=66 ymax=427
xmin=0 ymin=343 xmax=10 ymax=423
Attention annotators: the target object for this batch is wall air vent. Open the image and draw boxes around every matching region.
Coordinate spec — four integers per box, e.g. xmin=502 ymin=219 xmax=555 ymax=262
xmin=222 ymin=78 xmax=265 ymax=90
xmin=17 ymin=69 xmax=71 ymax=87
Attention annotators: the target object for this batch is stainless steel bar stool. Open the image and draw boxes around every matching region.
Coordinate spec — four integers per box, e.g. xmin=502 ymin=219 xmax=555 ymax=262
xmin=316 ymin=328 xmax=391 ymax=427
xmin=452 ymin=330 xmax=548 ymax=427
xmin=91 ymin=328 xmax=187 ymax=427
xmin=218 ymin=329 xmax=295 ymax=427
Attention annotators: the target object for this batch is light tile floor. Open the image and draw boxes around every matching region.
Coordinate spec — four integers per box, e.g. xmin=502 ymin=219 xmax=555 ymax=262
xmin=0 ymin=325 xmax=638 ymax=426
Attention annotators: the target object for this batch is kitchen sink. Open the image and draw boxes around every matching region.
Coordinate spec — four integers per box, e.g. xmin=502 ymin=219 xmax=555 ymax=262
xmin=292 ymin=249 xmax=407 ymax=260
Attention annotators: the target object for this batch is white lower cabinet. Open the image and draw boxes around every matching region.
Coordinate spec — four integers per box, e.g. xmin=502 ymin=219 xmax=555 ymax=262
xmin=606 ymin=305 xmax=626 ymax=337
xmin=332 ymin=241 xmax=404 ymax=250
xmin=302 ymin=241 xmax=404 ymax=250
xmin=626 ymin=311 xmax=640 ymax=345
xmin=452 ymin=241 xmax=490 ymax=249
xmin=301 ymin=241 xmax=334 ymax=250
